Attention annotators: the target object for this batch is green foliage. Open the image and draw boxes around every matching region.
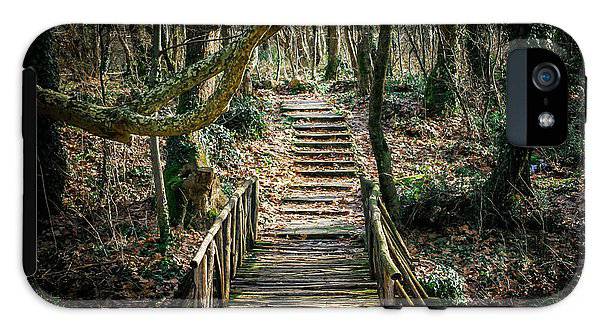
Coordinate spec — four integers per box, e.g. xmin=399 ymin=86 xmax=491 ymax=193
xmin=221 ymin=178 xmax=236 ymax=198
xmin=387 ymin=75 xmax=426 ymax=101
xmin=285 ymin=79 xmax=328 ymax=95
xmin=206 ymin=208 xmax=219 ymax=221
xmin=543 ymin=89 xmax=585 ymax=168
xmin=395 ymin=167 xmax=474 ymax=226
xmin=198 ymin=124 xmax=241 ymax=171
xmin=164 ymin=135 xmax=203 ymax=226
xmin=163 ymin=161 xmax=186 ymax=226
xmin=217 ymin=96 xmax=267 ymax=139
xmin=382 ymin=76 xmax=427 ymax=120
xmin=418 ymin=263 xmax=467 ymax=305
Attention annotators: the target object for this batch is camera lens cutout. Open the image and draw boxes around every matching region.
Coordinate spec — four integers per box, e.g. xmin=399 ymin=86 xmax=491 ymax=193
xmin=532 ymin=62 xmax=561 ymax=91
xmin=538 ymin=112 xmax=555 ymax=128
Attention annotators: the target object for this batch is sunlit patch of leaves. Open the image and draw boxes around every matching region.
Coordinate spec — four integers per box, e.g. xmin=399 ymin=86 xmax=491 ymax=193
xmin=418 ymin=263 xmax=467 ymax=305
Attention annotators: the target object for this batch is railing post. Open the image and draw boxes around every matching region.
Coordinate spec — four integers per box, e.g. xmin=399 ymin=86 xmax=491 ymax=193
xmin=252 ymin=179 xmax=259 ymax=244
xmin=214 ymin=227 xmax=225 ymax=307
xmin=200 ymin=255 xmax=208 ymax=307
xmin=223 ymin=213 xmax=232 ymax=304
xmin=183 ymin=176 xmax=261 ymax=307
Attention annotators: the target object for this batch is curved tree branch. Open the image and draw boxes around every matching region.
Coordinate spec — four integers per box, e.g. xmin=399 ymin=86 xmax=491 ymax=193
xmin=37 ymin=25 xmax=281 ymax=143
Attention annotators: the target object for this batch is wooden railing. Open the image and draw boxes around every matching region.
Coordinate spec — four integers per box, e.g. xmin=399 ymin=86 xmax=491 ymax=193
xmin=360 ymin=177 xmax=429 ymax=307
xmin=174 ymin=176 xmax=259 ymax=307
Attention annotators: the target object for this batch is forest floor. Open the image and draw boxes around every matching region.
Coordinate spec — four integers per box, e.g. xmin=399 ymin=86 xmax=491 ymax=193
xmin=330 ymin=82 xmax=584 ymax=305
xmin=32 ymin=82 xmax=583 ymax=306
xmin=32 ymin=90 xmax=294 ymax=305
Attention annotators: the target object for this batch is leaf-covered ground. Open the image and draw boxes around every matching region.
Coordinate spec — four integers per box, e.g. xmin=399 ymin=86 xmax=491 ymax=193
xmin=333 ymin=85 xmax=584 ymax=305
xmin=32 ymin=83 xmax=583 ymax=306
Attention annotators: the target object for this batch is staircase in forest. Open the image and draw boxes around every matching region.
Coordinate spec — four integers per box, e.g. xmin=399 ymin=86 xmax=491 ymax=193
xmin=229 ymin=98 xmax=380 ymax=307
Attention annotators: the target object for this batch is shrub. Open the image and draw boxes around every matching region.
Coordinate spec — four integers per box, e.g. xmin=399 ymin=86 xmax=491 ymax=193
xmin=217 ymin=96 xmax=266 ymax=138
xmin=197 ymin=124 xmax=241 ymax=172
xmin=395 ymin=170 xmax=474 ymax=227
xmin=418 ymin=263 xmax=467 ymax=305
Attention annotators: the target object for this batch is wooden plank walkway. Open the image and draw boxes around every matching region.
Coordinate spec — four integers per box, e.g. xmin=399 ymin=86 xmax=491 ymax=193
xmin=229 ymin=99 xmax=379 ymax=307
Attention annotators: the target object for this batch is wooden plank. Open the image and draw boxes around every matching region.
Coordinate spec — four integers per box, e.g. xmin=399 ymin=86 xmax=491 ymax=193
xmin=294 ymin=160 xmax=355 ymax=167
xmin=231 ymin=282 xmax=378 ymax=290
xmin=281 ymin=195 xmax=339 ymax=203
xmin=295 ymin=132 xmax=352 ymax=139
xmin=293 ymin=150 xmax=353 ymax=157
xmin=286 ymin=113 xmax=345 ymax=121
xmin=289 ymin=182 xmax=354 ymax=191
xmin=292 ymin=123 xmax=348 ymax=131
xmin=293 ymin=141 xmax=352 ymax=148
xmin=297 ymin=169 xmax=357 ymax=177
xmin=281 ymin=106 xmax=333 ymax=112
xmin=281 ymin=208 xmax=350 ymax=216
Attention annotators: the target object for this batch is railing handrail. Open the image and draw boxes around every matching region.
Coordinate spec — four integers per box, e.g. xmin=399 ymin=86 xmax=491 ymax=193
xmin=191 ymin=178 xmax=256 ymax=267
xmin=360 ymin=176 xmax=429 ymax=307
xmin=174 ymin=175 xmax=259 ymax=307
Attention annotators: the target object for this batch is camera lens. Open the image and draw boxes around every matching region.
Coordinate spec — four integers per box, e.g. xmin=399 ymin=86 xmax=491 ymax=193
xmin=532 ymin=63 xmax=561 ymax=91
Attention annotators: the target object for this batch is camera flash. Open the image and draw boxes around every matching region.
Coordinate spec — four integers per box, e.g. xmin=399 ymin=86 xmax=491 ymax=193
xmin=538 ymin=112 xmax=555 ymax=128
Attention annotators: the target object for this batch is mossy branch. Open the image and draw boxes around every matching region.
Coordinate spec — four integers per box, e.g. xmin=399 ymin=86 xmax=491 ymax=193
xmin=37 ymin=26 xmax=280 ymax=143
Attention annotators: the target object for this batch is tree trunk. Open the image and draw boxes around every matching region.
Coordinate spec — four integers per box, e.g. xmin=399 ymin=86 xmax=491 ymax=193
xmin=480 ymin=24 xmax=533 ymax=226
xmin=465 ymin=25 xmax=490 ymax=85
xmin=356 ymin=27 xmax=374 ymax=96
xmin=275 ymin=34 xmax=282 ymax=81
xmin=368 ymin=25 xmax=402 ymax=224
xmin=239 ymin=47 xmax=255 ymax=96
xmin=424 ymin=25 xmax=457 ymax=114
xmin=344 ymin=26 xmax=360 ymax=83
xmin=149 ymin=135 xmax=170 ymax=242
xmin=311 ymin=26 xmax=318 ymax=80
xmin=24 ymin=29 xmax=67 ymax=221
xmin=147 ymin=25 xmax=171 ymax=243
xmin=166 ymin=25 xmax=212 ymax=227
xmin=324 ymin=26 xmax=340 ymax=80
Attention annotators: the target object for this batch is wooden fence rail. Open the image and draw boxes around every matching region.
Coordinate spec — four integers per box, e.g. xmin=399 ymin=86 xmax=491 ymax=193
xmin=360 ymin=177 xmax=429 ymax=307
xmin=174 ymin=176 xmax=259 ymax=307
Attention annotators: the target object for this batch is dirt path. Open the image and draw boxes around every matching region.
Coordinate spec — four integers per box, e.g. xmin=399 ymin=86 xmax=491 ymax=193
xmin=229 ymin=98 xmax=379 ymax=307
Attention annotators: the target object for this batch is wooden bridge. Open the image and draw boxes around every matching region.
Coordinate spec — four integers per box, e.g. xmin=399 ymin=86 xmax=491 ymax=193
xmin=174 ymin=99 xmax=429 ymax=308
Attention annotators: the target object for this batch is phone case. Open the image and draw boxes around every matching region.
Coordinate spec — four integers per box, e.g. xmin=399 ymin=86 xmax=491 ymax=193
xmin=23 ymin=24 xmax=585 ymax=308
